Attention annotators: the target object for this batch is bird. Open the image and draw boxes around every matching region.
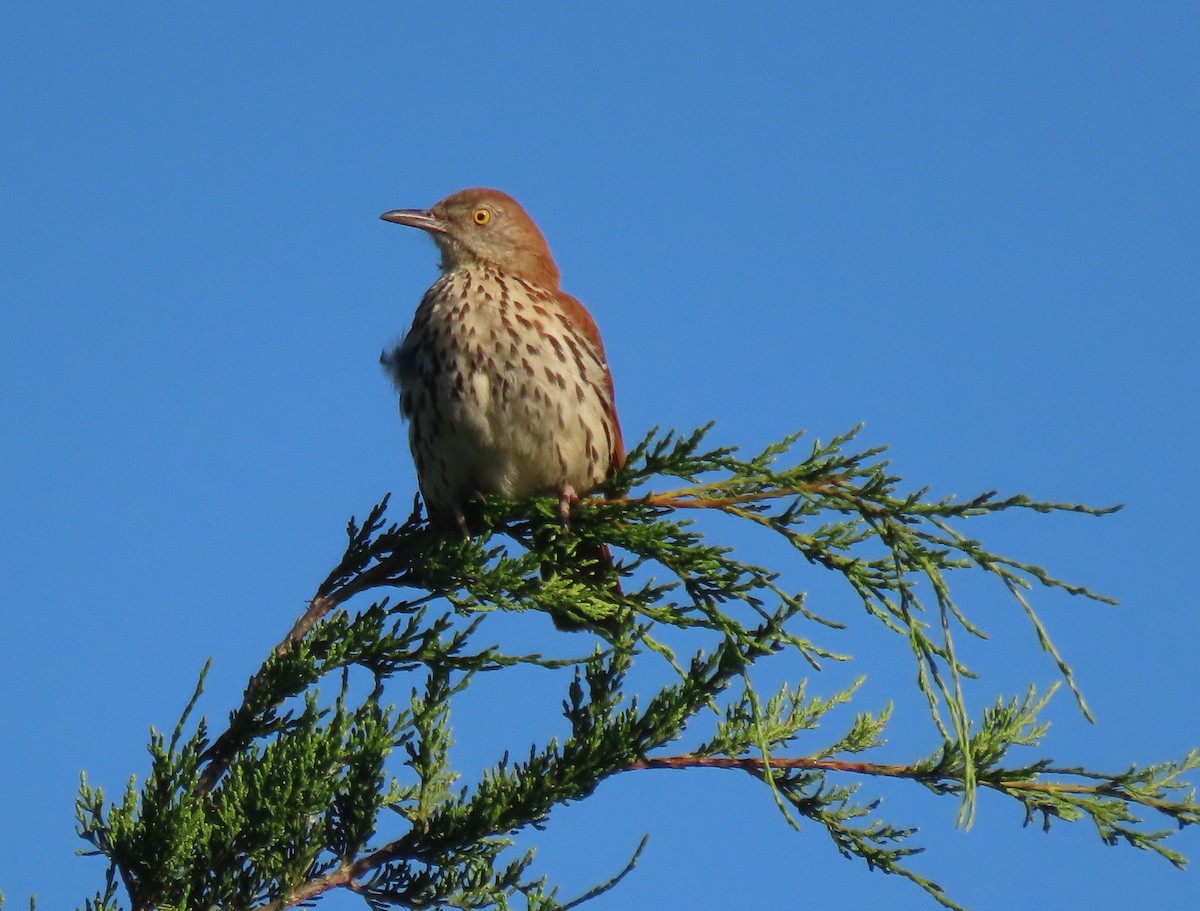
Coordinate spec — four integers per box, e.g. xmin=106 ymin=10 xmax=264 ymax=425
xmin=379 ymin=188 xmax=625 ymax=622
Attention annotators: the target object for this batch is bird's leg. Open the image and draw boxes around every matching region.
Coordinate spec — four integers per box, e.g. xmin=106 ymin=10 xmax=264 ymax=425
xmin=557 ymin=483 xmax=580 ymax=529
xmin=453 ymin=489 xmax=490 ymax=540
xmin=454 ymin=512 xmax=472 ymax=539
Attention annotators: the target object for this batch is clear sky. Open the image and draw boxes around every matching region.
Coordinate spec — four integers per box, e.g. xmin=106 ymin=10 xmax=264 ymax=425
xmin=2 ymin=4 xmax=1197 ymax=910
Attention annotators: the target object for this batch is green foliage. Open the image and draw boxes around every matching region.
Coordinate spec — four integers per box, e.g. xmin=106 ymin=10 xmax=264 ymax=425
xmin=72 ymin=426 xmax=1197 ymax=911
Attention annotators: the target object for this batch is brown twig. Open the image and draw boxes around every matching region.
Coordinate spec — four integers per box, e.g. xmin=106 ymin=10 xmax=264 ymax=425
xmin=627 ymin=754 xmax=915 ymax=777
xmin=625 ymin=754 xmax=1174 ymax=811
xmin=617 ymin=477 xmax=847 ymax=511
xmin=280 ymin=532 xmax=438 ymax=653
xmin=259 ymin=864 xmax=358 ymax=911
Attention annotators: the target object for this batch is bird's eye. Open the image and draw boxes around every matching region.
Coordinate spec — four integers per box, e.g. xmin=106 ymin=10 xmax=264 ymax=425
xmin=473 ymin=208 xmax=491 ymax=226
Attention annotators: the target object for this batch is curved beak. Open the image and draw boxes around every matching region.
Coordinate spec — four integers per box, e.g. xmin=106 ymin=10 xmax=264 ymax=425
xmin=380 ymin=208 xmax=448 ymax=234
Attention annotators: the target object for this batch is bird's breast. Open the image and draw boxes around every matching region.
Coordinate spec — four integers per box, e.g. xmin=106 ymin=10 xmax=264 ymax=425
xmin=395 ymin=266 xmax=617 ymax=507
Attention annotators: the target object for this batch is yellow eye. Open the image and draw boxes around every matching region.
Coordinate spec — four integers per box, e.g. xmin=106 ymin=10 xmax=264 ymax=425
xmin=473 ymin=208 xmax=491 ymax=225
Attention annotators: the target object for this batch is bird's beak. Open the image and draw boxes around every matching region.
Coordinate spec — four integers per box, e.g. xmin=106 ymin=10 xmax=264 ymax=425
xmin=380 ymin=208 xmax=449 ymax=234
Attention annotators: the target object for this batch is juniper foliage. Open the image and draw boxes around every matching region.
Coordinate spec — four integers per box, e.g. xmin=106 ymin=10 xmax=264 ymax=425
xmin=71 ymin=425 xmax=1199 ymax=911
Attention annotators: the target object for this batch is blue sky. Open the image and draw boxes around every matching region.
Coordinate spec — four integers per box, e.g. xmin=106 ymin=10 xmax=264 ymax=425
xmin=2 ymin=4 xmax=1197 ymax=909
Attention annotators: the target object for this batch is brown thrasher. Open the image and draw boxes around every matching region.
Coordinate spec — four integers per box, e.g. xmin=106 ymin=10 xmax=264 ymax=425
xmin=380 ymin=188 xmax=624 ymax=619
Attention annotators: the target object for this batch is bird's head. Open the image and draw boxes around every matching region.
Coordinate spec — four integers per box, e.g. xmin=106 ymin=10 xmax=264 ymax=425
xmin=381 ymin=188 xmax=560 ymax=287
